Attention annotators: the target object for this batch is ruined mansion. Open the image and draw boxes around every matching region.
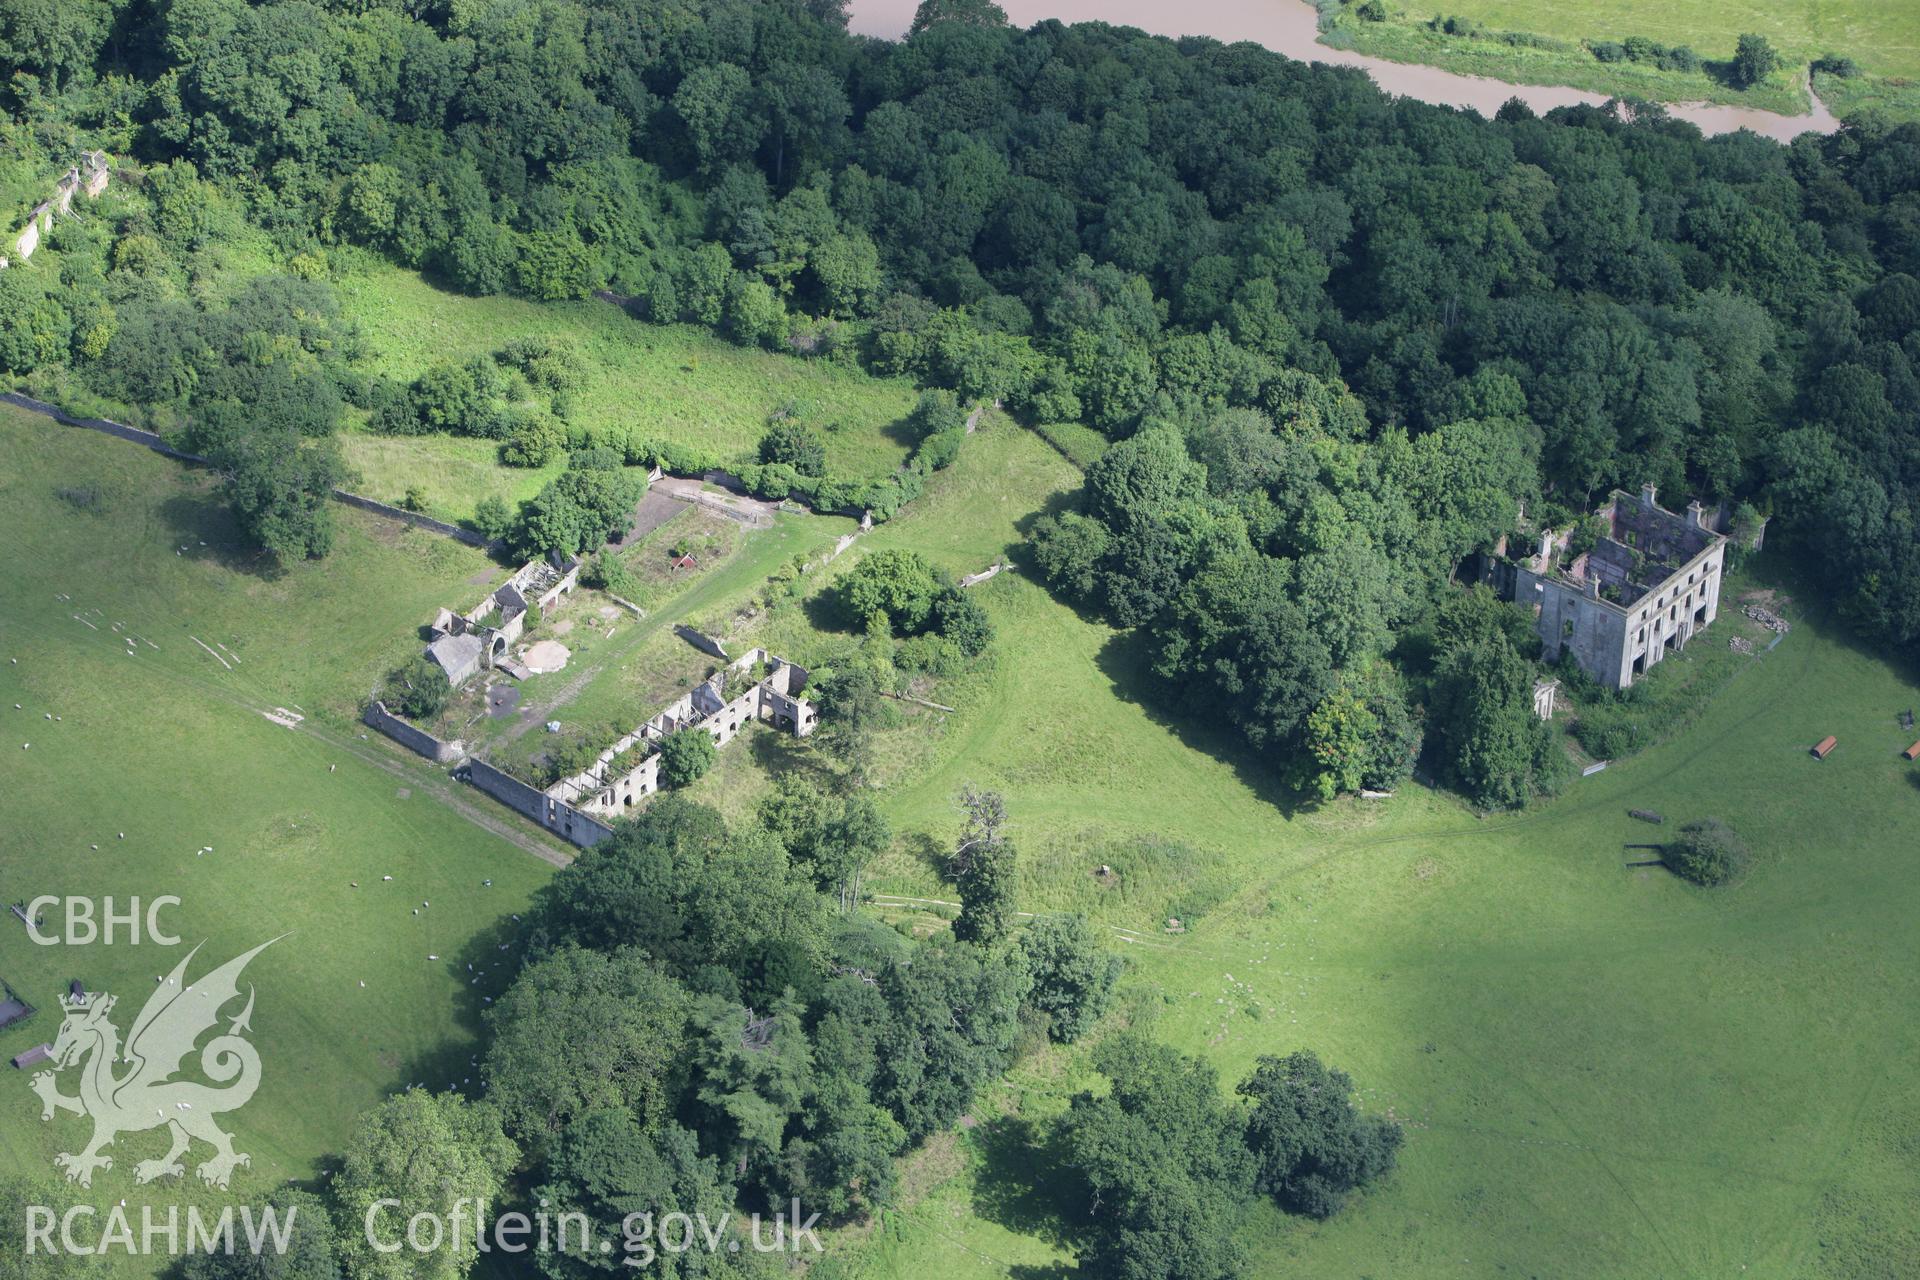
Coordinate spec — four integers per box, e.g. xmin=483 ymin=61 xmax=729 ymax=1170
xmin=1510 ymin=485 xmax=1728 ymax=690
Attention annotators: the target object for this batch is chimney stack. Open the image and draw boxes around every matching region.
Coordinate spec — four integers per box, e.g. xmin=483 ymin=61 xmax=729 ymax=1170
xmin=1685 ymin=500 xmax=1705 ymax=530
xmin=1640 ymin=482 xmax=1657 ymax=509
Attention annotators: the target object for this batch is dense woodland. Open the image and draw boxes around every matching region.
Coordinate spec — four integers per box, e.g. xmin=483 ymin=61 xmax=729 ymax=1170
xmin=3 ymin=0 xmax=1919 ymax=805
xmin=2 ymin=0 xmax=1916 ymax=1269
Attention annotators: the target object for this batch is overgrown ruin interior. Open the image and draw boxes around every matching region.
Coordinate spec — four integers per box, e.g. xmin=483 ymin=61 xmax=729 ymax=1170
xmin=425 ymin=555 xmax=580 ymax=687
xmin=1514 ymin=485 xmax=1728 ymax=691
xmin=465 ymin=646 xmax=816 ymax=847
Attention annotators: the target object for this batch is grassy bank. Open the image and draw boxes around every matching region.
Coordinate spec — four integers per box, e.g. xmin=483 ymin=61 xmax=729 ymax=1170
xmin=0 ymin=406 xmax=554 ymax=1269
xmin=1328 ymin=12 xmax=1807 ymax=115
xmin=334 ymin=266 xmax=922 ymax=521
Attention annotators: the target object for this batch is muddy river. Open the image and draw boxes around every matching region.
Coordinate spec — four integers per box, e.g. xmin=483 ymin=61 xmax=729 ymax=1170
xmin=846 ymin=0 xmax=1837 ymax=142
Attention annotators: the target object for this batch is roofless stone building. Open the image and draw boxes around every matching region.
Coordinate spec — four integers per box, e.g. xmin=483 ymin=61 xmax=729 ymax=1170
xmin=1513 ymin=484 xmax=1727 ymax=690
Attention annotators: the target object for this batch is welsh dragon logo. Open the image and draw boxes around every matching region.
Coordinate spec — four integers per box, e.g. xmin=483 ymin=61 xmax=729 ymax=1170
xmin=29 ymin=939 xmax=278 ymax=1190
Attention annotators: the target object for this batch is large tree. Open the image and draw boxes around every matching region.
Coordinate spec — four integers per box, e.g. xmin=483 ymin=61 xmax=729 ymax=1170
xmin=332 ymin=1092 xmax=519 ymax=1280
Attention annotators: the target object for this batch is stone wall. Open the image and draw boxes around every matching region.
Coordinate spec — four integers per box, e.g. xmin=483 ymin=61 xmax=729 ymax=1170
xmin=675 ymin=624 xmax=729 ymax=659
xmin=467 ymin=759 xmax=615 ymax=848
xmin=363 ymin=701 xmax=464 ymax=764
xmin=7 ymin=153 xmax=109 ymax=267
xmin=331 ymin=491 xmax=490 ymax=546
xmin=4 ymin=392 xmax=493 ymax=548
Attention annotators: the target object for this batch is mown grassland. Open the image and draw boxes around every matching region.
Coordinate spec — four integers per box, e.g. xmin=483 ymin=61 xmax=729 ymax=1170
xmin=0 ymin=406 xmax=556 ymax=1270
xmin=718 ymin=422 xmax=1920 ymax=1280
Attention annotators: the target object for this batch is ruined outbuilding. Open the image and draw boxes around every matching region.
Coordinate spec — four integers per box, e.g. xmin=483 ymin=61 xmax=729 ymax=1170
xmin=467 ymin=647 xmax=816 ymax=848
xmin=1514 ymin=485 xmax=1727 ymax=690
xmin=5 ymin=152 xmax=109 ymax=268
xmin=424 ymin=555 xmax=579 ymax=687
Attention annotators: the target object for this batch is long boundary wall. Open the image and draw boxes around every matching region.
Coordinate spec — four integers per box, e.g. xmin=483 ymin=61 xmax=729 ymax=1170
xmin=4 ymin=393 xmax=491 ymax=548
xmin=467 ymin=759 xmax=615 ymax=848
xmin=363 ymin=701 xmax=464 ymax=764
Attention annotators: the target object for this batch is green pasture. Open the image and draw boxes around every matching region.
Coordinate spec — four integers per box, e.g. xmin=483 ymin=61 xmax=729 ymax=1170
xmin=1370 ymin=0 xmax=1919 ymax=79
xmin=333 ymin=266 xmax=922 ymax=516
xmin=725 ymin=422 xmax=1920 ymax=1279
xmin=5 ymin=394 xmax=1918 ymax=1279
xmin=0 ymin=407 xmax=553 ymax=1261
xmin=1331 ymin=0 xmax=1920 ymax=120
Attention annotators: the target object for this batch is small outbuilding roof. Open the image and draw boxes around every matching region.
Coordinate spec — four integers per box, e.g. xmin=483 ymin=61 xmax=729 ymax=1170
xmin=1812 ymin=735 xmax=1838 ymax=759
xmin=10 ymin=1044 xmax=51 ymax=1070
xmin=426 ymin=633 xmax=485 ymax=686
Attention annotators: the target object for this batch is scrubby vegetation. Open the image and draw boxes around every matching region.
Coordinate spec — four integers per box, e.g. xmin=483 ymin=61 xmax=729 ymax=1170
xmin=1667 ymin=815 xmax=1752 ymax=885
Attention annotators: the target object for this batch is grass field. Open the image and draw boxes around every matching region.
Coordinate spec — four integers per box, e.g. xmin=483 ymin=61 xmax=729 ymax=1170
xmin=1365 ymin=0 xmax=1920 ymax=79
xmin=333 ymin=266 xmax=921 ymax=523
xmin=6 ymin=393 xmax=1919 ymax=1277
xmin=0 ymin=407 xmax=556 ymax=1261
xmin=1329 ymin=0 xmax=1920 ymax=120
xmin=710 ymin=422 xmax=1920 ymax=1279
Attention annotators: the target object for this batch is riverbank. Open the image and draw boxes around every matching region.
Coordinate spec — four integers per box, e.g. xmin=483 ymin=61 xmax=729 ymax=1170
xmin=847 ymin=0 xmax=1856 ymax=140
xmin=1325 ymin=7 xmax=1913 ymax=128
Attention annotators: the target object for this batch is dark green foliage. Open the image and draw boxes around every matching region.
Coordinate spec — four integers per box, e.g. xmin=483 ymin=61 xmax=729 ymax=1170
xmin=928 ymin=588 xmax=993 ymax=657
xmin=470 ymin=495 xmax=510 ymax=545
xmin=1016 ymin=914 xmax=1125 ymax=1043
xmin=953 ymin=836 xmax=1016 ymax=946
xmin=500 ymin=412 xmax=565 ymax=468
xmin=1028 ymin=512 xmax=1111 ymax=601
xmin=524 ymin=796 xmax=830 ymax=1006
xmin=176 ymin=1189 xmax=339 ymax=1280
xmin=532 ymin=1115 xmax=731 ymax=1280
xmin=841 ymin=549 xmax=941 ymax=633
xmin=386 ymin=654 xmax=451 ymax=720
xmin=808 ymin=665 xmax=890 ymax=780
xmin=205 ymin=421 xmax=345 ymax=563
xmin=656 ymin=725 xmax=717 ymax=788
xmin=332 ymin=1093 xmax=519 ymax=1280
xmin=760 ymin=775 xmax=891 ymax=911
xmin=1667 ymin=817 xmax=1751 ymax=885
xmin=1730 ymin=33 xmax=1782 ymax=88
xmin=1060 ymin=1036 xmax=1255 ymax=1280
xmin=499 ymin=797 xmax=1019 ymax=1237
xmin=513 ymin=460 xmax=646 ymax=560
xmin=872 ymin=944 xmax=1030 ymax=1140
xmin=1431 ymin=628 xmax=1555 ymax=809
xmin=484 ymin=946 xmax=690 ymax=1160
xmin=759 ymin=418 xmax=828 ymax=476
xmin=1238 ymin=1050 xmax=1403 ymax=1219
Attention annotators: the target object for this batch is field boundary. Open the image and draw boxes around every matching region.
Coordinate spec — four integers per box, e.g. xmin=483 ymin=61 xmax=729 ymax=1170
xmin=2 ymin=391 xmax=496 ymax=549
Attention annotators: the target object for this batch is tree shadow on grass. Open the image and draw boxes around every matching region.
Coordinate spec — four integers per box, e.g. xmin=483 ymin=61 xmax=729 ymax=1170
xmin=879 ymin=410 xmax=925 ymax=457
xmin=157 ymin=493 xmax=286 ymax=581
xmin=968 ymin=1115 xmax=1090 ymax=1255
xmin=1091 ymin=629 xmax=1309 ymax=822
xmin=392 ymin=910 xmax=525 ymax=1100
xmin=900 ymin=829 xmax=949 ymax=882
xmin=802 ymin=584 xmax=856 ymax=637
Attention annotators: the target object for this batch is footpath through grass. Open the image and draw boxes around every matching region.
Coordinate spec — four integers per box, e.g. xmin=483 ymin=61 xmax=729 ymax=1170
xmin=748 ymin=422 xmax=1920 ymax=1279
xmin=0 ymin=407 xmax=552 ymax=1264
